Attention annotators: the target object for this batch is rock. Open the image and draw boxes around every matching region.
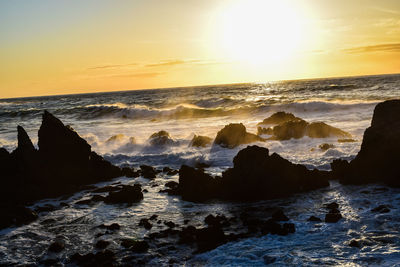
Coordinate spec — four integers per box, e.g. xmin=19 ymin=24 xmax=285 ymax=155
xmin=190 ymin=135 xmax=213 ymax=147
xmin=121 ymin=239 xmax=149 ymax=253
xmin=325 ymin=210 xmax=342 ymax=223
xmin=178 ymin=165 xmax=220 ymax=202
xmin=267 ymin=119 xmax=351 ymax=140
xmin=0 ymin=205 xmax=38 ymax=229
xmin=70 ymin=249 xmax=115 ymax=266
xmin=204 ymin=214 xmax=228 ymax=227
xmin=338 ymin=138 xmax=356 ymax=143
xmin=306 ymin=122 xmax=352 ymax=139
xmin=149 ymin=215 xmax=158 ymax=221
xmin=48 ymin=240 xmax=65 ymax=253
xmin=258 ymin=112 xmax=302 ymax=125
xmin=148 ymin=130 xmax=175 ymax=146
xmin=138 ymin=218 xmax=152 ymax=230
xmin=165 ymin=181 xmax=179 ymax=189
xmin=325 ymin=202 xmax=339 ymax=210
xmin=271 ymin=209 xmax=289 ymax=221
xmin=319 ymin=143 xmax=335 ymax=151
xmin=371 ymin=205 xmax=390 ymax=213
xmin=332 ymin=100 xmax=400 ymax=186
xmin=257 ymin=126 xmax=273 ymax=136
xmin=98 ymin=223 xmax=120 ymax=231
xmin=140 ymin=165 xmax=157 ymax=179
xmin=106 ymin=134 xmax=125 ymax=143
xmin=213 ymin=123 xmax=263 ymax=148
xmin=177 ymin=146 xmax=329 ymax=202
xmin=349 ymin=239 xmax=361 ymax=248
xmin=104 ymin=184 xmax=143 ymax=204
xmin=307 ymin=216 xmax=322 ymax=222
xmin=164 ymin=221 xmax=176 ymax=228
xmin=121 ymin=167 xmax=139 ymax=178
xmin=95 ymin=240 xmax=110 ymax=249
xmin=195 ymin=226 xmax=226 ymax=253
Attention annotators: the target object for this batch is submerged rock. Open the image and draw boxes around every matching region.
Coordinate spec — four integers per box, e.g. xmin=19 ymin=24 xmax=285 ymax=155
xmin=104 ymin=184 xmax=143 ymax=204
xmin=190 ymin=135 xmax=213 ymax=147
xmin=331 ymin=100 xmax=400 ymax=186
xmin=319 ymin=143 xmax=335 ymax=151
xmin=214 ymin=123 xmax=263 ymax=148
xmin=257 ymin=112 xmax=302 ymax=125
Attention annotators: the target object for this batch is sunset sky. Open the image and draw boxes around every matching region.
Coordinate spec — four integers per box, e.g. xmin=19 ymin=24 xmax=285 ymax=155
xmin=1 ymin=0 xmax=400 ymax=98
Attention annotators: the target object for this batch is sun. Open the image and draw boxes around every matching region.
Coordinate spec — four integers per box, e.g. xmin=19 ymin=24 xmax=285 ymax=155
xmin=216 ymin=0 xmax=305 ymax=66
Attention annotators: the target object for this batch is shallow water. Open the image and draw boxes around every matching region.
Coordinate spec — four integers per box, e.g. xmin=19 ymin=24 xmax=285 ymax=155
xmin=1 ymin=74 xmax=400 ymax=265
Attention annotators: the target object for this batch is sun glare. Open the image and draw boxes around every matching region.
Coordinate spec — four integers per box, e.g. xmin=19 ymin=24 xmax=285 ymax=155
xmin=217 ymin=0 xmax=305 ymax=66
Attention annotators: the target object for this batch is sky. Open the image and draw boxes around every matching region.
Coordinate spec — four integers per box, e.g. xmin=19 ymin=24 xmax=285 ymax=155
xmin=1 ymin=0 xmax=400 ymax=98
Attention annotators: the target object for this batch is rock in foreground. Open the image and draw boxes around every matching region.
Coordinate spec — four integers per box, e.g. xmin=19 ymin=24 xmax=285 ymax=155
xmin=177 ymin=145 xmax=329 ymax=202
xmin=331 ymin=99 xmax=400 ymax=186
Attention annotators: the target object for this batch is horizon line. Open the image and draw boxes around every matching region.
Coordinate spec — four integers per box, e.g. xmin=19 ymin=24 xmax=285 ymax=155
xmin=1 ymin=71 xmax=399 ymax=100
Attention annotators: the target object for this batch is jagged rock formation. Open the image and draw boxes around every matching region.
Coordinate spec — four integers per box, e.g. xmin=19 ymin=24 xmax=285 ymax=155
xmin=214 ymin=123 xmax=263 ymax=148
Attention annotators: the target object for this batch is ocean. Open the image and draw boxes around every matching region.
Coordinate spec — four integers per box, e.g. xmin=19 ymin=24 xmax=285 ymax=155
xmin=1 ymin=73 xmax=400 ymax=265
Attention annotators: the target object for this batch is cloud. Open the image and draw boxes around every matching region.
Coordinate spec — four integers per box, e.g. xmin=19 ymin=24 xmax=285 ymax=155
xmin=109 ymin=72 xmax=164 ymax=78
xmin=344 ymin=43 xmax=400 ymax=53
xmin=87 ymin=63 xmax=137 ymax=70
xmin=145 ymin=59 xmax=201 ymax=68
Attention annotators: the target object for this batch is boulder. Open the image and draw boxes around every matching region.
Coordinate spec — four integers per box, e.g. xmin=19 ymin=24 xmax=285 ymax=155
xmin=190 ymin=135 xmax=212 ymax=147
xmin=104 ymin=184 xmax=143 ymax=204
xmin=177 ymin=145 xmax=329 ymax=202
xmin=331 ymin=100 xmax=400 ymax=186
xmin=306 ymin=122 xmax=351 ymax=139
xmin=214 ymin=123 xmax=263 ymax=148
xmin=319 ymin=143 xmax=335 ymax=151
xmin=148 ymin=130 xmax=175 ymax=146
xmin=140 ymin=165 xmax=157 ymax=179
xmin=257 ymin=112 xmax=302 ymax=125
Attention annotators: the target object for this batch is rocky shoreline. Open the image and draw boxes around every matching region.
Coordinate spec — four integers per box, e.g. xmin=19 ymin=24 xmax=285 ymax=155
xmin=1 ymin=99 xmax=399 ymax=265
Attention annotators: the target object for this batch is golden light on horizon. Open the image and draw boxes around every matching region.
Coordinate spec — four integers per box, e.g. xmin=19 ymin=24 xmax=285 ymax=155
xmin=215 ymin=0 xmax=307 ymax=67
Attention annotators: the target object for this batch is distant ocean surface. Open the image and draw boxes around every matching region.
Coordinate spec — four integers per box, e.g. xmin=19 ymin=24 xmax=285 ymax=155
xmin=1 ymin=74 xmax=400 ymax=265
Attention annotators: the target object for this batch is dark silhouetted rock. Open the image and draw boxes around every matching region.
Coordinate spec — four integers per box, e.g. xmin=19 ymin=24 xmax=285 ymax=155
xmin=48 ymin=240 xmax=65 ymax=253
xmin=325 ymin=210 xmax=342 ymax=223
xmin=121 ymin=167 xmax=139 ymax=178
xmin=332 ymin=100 xmax=400 ymax=186
xmin=98 ymin=223 xmax=120 ymax=231
xmin=0 ymin=205 xmax=38 ymax=229
xmin=138 ymin=218 xmax=152 ymax=230
xmin=371 ymin=205 xmax=390 ymax=213
xmin=325 ymin=202 xmax=339 ymax=210
xmin=258 ymin=112 xmax=301 ymax=125
xmin=121 ymin=239 xmax=149 ymax=253
xmin=214 ymin=123 xmax=263 ymax=148
xmin=70 ymin=249 xmax=115 ymax=266
xmin=306 ymin=122 xmax=352 ymax=139
xmin=95 ymin=240 xmax=110 ymax=249
xmin=104 ymin=184 xmax=143 ymax=204
xmin=190 ymin=135 xmax=213 ymax=147
xmin=308 ymin=216 xmax=322 ymax=222
xmin=178 ymin=165 xmax=220 ymax=202
xmin=349 ymin=239 xmax=361 ymax=248
xmin=177 ymin=145 xmax=329 ymax=202
xmin=148 ymin=130 xmax=175 ymax=146
xmin=195 ymin=226 xmax=226 ymax=253
xmin=140 ymin=165 xmax=157 ymax=179
xmin=271 ymin=209 xmax=289 ymax=221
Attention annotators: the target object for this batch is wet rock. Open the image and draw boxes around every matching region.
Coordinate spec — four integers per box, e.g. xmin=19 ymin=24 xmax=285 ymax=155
xmin=213 ymin=123 xmax=263 ymax=148
xmin=325 ymin=202 xmax=339 ymax=210
xmin=98 ymin=223 xmax=120 ymax=231
xmin=190 ymin=135 xmax=213 ymax=147
xmin=106 ymin=134 xmax=125 ymax=143
xmin=178 ymin=146 xmax=329 ymax=202
xmin=349 ymin=239 xmax=361 ymax=248
xmin=204 ymin=214 xmax=229 ymax=227
xmin=257 ymin=126 xmax=273 ymax=136
xmin=104 ymin=184 xmax=143 ymax=204
xmin=121 ymin=167 xmax=139 ymax=178
xmin=0 ymin=205 xmax=38 ymax=229
xmin=70 ymin=249 xmax=115 ymax=266
xmin=371 ymin=205 xmax=390 ymax=213
xmin=140 ymin=165 xmax=157 ymax=179
xmin=148 ymin=130 xmax=175 ymax=146
xmin=263 ymin=255 xmax=277 ymax=265
xmin=325 ymin=210 xmax=342 ymax=223
xmin=338 ymin=138 xmax=357 ymax=143
xmin=164 ymin=221 xmax=176 ymax=228
xmin=271 ymin=209 xmax=289 ymax=221
xmin=95 ymin=240 xmax=110 ymax=249
xmin=306 ymin=122 xmax=352 ymax=139
xmin=332 ymin=100 xmax=400 ymax=186
xmin=307 ymin=216 xmax=322 ymax=222
xmin=178 ymin=165 xmax=219 ymax=202
xmin=139 ymin=218 xmax=152 ymax=230
xmin=319 ymin=143 xmax=335 ymax=151
xmin=195 ymin=226 xmax=226 ymax=253
xmin=48 ymin=240 xmax=65 ymax=253
xmin=149 ymin=214 xmax=158 ymax=221
xmin=258 ymin=112 xmax=302 ymax=125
